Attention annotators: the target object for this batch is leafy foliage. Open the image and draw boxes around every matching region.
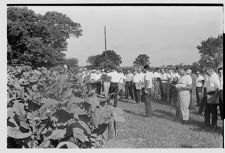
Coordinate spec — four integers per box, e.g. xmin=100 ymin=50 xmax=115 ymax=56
xmin=87 ymin=50 xmax=122 ymax=69
xmin=133 ymin=54 xmax=150 ymax=67
xmin=197 ymin=34 xmax=223 ymax=69
xmin=7 ymin=7 xmax=82 ymax=68
xmin=7 ymin=65 xmax=115 ymax=148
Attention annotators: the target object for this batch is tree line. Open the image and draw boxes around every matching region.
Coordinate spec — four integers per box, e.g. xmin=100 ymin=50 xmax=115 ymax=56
xmin=7 ymin=7 xmax=223 ymax=73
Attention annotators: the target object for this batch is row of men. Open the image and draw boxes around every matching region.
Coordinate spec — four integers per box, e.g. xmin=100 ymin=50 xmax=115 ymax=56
xmin=83 ymin=67 xmax=181 ymax=103
xmin=79 ymin=65 xmax=223 ymax=129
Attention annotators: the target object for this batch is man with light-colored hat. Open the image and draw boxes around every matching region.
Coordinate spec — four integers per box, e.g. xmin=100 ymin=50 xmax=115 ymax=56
xmin=186 ymin=69 xmax=193 ymax=109
xmin=204 ymin=65 xmax=220 ymax=130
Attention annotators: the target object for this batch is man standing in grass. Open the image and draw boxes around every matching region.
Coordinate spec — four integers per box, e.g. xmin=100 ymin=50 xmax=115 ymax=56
xmin=101 ymin=69 xmax=111 ymax=97
xmin=204 ymin=66 xmax=220 ymax=130
xmin=143 ymin=65 xmax=154 ymax=118
xmin=125 ymin=70 xmax=134 ymax=100
xmin=195 ymin=70 xmax=205 ymax=107
xmin=133 ymin=68 xmax=143 ymax=103
xmin=218 ymin=67 xmax=223 ymax=120
xmin=176 ymin=67 xmax=192 ymax=124
xmin=108 ymin=68 xmax=121 ymax=107
xmin=153 ymin=68 xmax=161 ymax=100
xmin=160 ymin=68 xmax=169 ymax=101
xmin=186 ymin=69 xmax=193 ymax=109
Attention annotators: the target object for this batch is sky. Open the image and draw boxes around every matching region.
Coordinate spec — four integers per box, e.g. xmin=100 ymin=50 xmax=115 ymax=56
xmin=27 ymin=6 xmax=223 ymax=67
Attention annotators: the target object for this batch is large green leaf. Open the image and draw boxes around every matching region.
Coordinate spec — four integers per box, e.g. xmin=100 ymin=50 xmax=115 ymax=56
xmin=56 ymin=141 xmax=79 ymax=148
xmin=78 ymin=120 xmax=91 ymax=135
xmin=99 ymin=106 xmax=114 ymax=124
xmin=47 ymin=128 xmax=66 ymax=140
xmin=7 ymin=127 xmax=31 ymax=139
xmin=72 ymin=128 xmax=89 ymax=142
xmin=53 ymin=109 xmax=74 ymax=124
xmin=13 ymin=101 xmax=26 ymax=119
xmin=38 ymin=137 xmax=51 ymax=148
xmin=91 ymin=107 xmax=101 ymax=128
xmin=87 ymin=94 xmax=100 ymax=112
xmin=39 ymin=98 xmax=60 ymax=119
xmin=11 ymin=101 xmax=30 ymax=130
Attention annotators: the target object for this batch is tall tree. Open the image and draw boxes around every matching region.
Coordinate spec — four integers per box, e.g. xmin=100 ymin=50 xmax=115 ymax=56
xmin=197 ymin=34 xmax=223 ymax=69
xmin=133 ymin=54 xmax=150 ymax=67
xmin=7 ymin=7 xmax=82 ymax=68
xmin=64 ymin=58 xmax=79 ymax=68
xmin=87 ymin=50 xmax=122 ymax=69
xmin=191 ymin=61 xmax=201 ymax=73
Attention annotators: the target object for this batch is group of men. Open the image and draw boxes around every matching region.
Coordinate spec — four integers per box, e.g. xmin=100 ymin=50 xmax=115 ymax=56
xmin=195 ymin=66 xmax=223 ymax=129
xmin=79 ymin=64 xmax=223 ymax=129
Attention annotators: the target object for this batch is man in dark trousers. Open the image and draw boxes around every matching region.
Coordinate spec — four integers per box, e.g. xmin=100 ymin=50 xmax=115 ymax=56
xmin=125 ymin=70 xmax=134 ymax=100
xmin=108 ymin=68 xmax=121 ymax=107
xmin=143 ymin=65 xmax=154 ymax=118
xmin=198 ymin=68 xmax=209 ymax=115
xmin=195 ymin=71 xmax=205 ymax=106
xmin=204 ymin=66 xmax=220 ymax=130
xmin=218 ymin=67 xmax=223 ymax=120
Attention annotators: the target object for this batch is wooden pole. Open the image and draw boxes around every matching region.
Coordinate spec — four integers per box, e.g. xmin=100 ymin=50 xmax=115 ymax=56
xmin=104 ymin=26 xmax=107 ymax=59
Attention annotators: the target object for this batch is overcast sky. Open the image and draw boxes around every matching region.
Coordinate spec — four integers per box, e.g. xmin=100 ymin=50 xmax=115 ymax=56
xmin=27 ymin=6 xmax=223 ymax=67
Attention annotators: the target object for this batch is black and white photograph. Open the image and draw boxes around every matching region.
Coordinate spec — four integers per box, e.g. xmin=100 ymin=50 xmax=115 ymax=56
xmin=2 ymin=0 xmax=224 ymax=149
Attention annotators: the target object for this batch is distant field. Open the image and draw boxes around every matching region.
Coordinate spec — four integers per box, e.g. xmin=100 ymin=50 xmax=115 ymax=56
xmin=104 ymin=98 xmax=224 ymax=148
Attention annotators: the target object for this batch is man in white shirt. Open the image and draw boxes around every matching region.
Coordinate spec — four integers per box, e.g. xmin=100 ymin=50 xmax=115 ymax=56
xmin=90 ymin=70 xmax=102 ymax=95
xmin=160 ymin=69 xmax=169 ymax=101
xmin=218 ymin=67 xmax=223 ymax=120
xmin=165 ymin=68 xmax=172 ymax=101
xmin=143 ymin=65 xmax=154 ymax=118
xmin=153 ymin=68 xmax=161 ymax=100
xmin=195 ymin=71 xmax=205 ymax=106
xmin=133 ymin=68 xmax=143 ymax=103
xmin=118 ymin=69 xmax=126 ymax=101
xmin=108 ymin=68 xmax=121 ymax=107
xmin=175 ymin=67 xmax=193 ymax=124
xmin=168 ymin=68 xmax=179 ymax=105
xmin=198 ymin=68 xmax=209 ymax=114
xmin=101 ymin=69 xmax=111 ymax=97
xmin=125 ymin=70 xmax=134 ymax=100
xmin=186 ymin=69 xmax=194 ymax=109
xmin=204 ymin=66 xmax=220 ymax=129
xmin=140 ymin=69 xmax=146 ymax=102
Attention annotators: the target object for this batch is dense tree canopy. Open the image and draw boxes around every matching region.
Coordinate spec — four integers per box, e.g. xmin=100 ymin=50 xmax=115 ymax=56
xmin=64 ymin=58 xmax=79 ymax=68
xmin=133 ymin=54 xmax=150 ymax=67
xmin=87 ymin=50 xmax=122 ymax=69
xmin=7 ymin=7 xmax=82 ymax=68
xmin=197 ymin=34 xmax=223 ymax=69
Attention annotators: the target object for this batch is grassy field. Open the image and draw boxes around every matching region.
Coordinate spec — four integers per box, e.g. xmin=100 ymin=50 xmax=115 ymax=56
xmin=104 ymin=97 xmax=224 ymax=148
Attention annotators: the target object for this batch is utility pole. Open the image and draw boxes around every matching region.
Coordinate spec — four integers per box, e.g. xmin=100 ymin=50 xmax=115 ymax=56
xmin=104 ymin=26 xmax=107 ymax=59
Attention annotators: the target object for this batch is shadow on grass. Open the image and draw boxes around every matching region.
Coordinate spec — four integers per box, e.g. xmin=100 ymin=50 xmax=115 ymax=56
xmin=123 ymin=109 xmax=146 ymax=117
xmin=120 ymin=99 xmax=137 ymax=104
xmin=153 ymin=109 xmax=224 ymax=135
xmin=152 ymin=99 xmax=172 ymax=106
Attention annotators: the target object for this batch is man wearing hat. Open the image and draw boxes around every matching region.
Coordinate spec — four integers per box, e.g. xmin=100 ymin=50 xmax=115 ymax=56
xmin=204 ymin=65 xmax=220 ymax=129
xmin=218 ymin=66 xmax=223 ymax=120
xmin=143 ymin=65 xmax=154 ymax=118
xmin=186 ymin=69 xmax=193 ymax=109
